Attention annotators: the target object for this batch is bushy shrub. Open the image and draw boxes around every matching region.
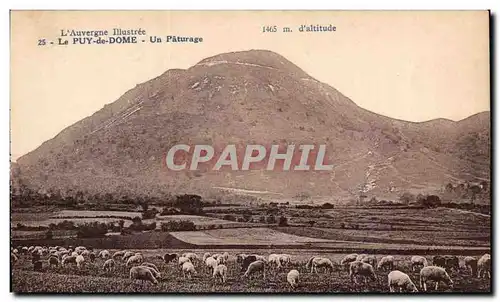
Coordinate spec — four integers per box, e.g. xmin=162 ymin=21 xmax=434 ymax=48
xmin=419 ymin=195 xmax=441 ymax=208
xmin=142 ymin=208 xmax=158 ymax=219
xmin=321 ymin=202 xmax=334 ymax=209
xmin=76 ymin=222 xmax=108 ymax=238
xmin=223 ymin=214 xmax=236 ymax=221
xmin=266 ymin=215 xmax=276 ymax=224
xmin=160 ymin=220 xmax=196 ymax=232
xmin=278 ymin=216 xmax=288 ymax=226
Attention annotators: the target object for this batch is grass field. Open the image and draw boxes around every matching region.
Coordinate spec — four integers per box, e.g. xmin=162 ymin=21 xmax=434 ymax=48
xmin=11 ymin=210 xmax=247 ymax=230
xmin=10 ymin=205 xmax=491 ymax=293
xmin=11 ymin=249 xmax=491 ymax=293
xmin=51 ymin=210 xmax=142 ymax=219
xmin=320 ymin=207 xmax=490 ymax=232
xmin=156 ymin=215 xmax=247 ymax=227
xmin=275 ymin=227 xmax=489 ymax=247
xmin=170 ymin=228 xmax=332 ymax=245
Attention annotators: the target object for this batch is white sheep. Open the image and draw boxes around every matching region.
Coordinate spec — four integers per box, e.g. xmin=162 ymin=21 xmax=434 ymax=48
xmin=305 ymin=256 xmax=335 ymax=274
xmin=126 ymin=254 xmax=144 ymax=267
xmin=11 ymin=253 xmax=18 ymax=263
xmin=287 ymin=269 xmax=300 ymax=289
xmin=76 ymin=255 xmax=85 ymax=269
xmin=388 ymin=270 xmax=418 ymax=292
xmin=356 ymin=254 xmax=368 ymax=261
xmin=122 ymin=251 xmax=135 ymax=262
xmin=349 ymin=261 xmax=377 ymax=285
xmin=179 ymin=256 xmax=191 ymax=266
xmin=377 ymin=256 xmax=395 ymax=271
xmin=182 ymin=261 xmax=197 ymax=279
xmin=203 ymin=252 xmax=212 ymax=262
xmin=71 ymin=251 xmax=79 ymax=257
xmin=213 ymin=264 xmax=227 ymax=284
xmin=112 ymin=250 xmax=126 ymax=259
xmin=411 ymin=256 xmax=428 ymax=272
xmin=103 ymin=259 xmax=115 ymax=271
xmin=222 ymin=252 xmax=229 ymax=261
xmin=341 ymin=253 xmax=358 ymax=271
xmin=243 ymin=260 xmax=266 ymax=279
xmin=477 ymin=253 xmax=491 ymax=279
xmin=420 ymin=266 xmax=453 ymax=291
xmin=130 ymin=266 xmax=158 ymax=284
xmin=98 ymin=250 xmax=110 ymax=259
xmin=463 ymin=256 xmax=478 ymax=276
xmin=205 ymin=256 xmax=218 ymax=273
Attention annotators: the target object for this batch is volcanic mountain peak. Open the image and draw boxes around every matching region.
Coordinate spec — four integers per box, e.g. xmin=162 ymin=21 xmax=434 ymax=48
xmin=194 ymin=49 xmax=312 ymax=79
xmin=12 ymin=50 xmax=490 ymax=202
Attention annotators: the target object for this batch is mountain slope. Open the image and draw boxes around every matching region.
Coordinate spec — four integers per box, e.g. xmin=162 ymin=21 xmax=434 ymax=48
xmin=14 ymin=50 xmax=490 ymax=202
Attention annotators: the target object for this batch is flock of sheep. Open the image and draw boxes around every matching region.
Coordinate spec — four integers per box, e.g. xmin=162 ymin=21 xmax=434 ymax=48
xmin=11 ymin=245 xmax=491 ymax=292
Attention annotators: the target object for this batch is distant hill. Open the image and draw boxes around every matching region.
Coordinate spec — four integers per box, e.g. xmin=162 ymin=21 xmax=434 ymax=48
xmin=13 ymin=50 xmax=490 ymax=203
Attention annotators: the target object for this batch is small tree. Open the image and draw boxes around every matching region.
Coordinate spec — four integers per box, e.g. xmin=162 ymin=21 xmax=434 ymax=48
xmin=480 ymin=181 xmax=489 ymax=192
xmin=242 ymin=214 xmax=252 ymax=222
xmin=45 ymin=229 xmax=53 ymax=240
xmin=469 ymin=185 xmax=481 ymax=203
xmin=118 ymin=220 xmax=125 ymax=230
xmin=278 ymin=216 xmax=288 ymax=226
xmin=421 ymin=195 xmax=441 ymax=208
xmin=223 ymin=214 xmax=236 ymax=221
xmin=399 ymin=192 xmax=415 ymax=205
xmin=321 ymin=202 xmax=334 ymax=209
xmin=266 ymin=215 xmax=276 ymax=224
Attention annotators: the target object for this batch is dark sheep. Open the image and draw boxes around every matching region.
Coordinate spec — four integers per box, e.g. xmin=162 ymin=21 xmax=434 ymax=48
xmin=241 ymin=255 xmax=258 ymax=272
xmin=444 ymin=256 xmax=460 ymax=271
xmin=34 ymin=260 xmax=43 ymax=271
xmin=163 ymin=253 xmax=178 ymax=264
xmin=32 ymin=253 xmax=41 ymax=265
xmin=433 ymin=255 xmax=446 ymax=268
xmin=89 ymin=252 xmax=96 ymax=262
xmin=48 ymin=256 xmax=59 ymax=268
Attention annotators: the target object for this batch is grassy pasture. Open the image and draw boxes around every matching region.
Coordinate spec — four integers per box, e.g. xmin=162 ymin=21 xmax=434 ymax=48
xmin=11 ymin=249 xmax=491 ymax=293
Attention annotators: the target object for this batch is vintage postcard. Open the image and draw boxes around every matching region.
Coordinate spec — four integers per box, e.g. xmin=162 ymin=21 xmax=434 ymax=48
xmin=10 ymin=10 xmax=491 ymax=293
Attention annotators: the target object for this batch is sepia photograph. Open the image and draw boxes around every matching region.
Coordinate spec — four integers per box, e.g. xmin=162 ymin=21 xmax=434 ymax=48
xmin=9 ymin=10 xmax=491 ymax=294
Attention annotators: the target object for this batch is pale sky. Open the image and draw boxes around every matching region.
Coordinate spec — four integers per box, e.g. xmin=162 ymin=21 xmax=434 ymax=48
xmin=10 ymin=11 xmax=490 ymax=160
